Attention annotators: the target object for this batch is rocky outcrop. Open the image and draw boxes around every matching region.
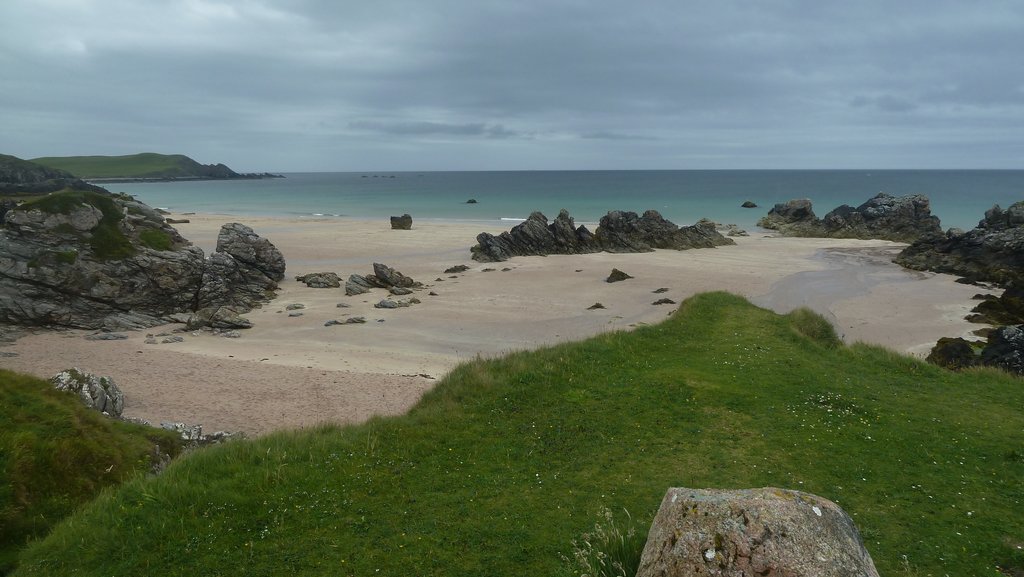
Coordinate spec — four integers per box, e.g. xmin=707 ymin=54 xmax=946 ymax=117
xmin=636 ymin=487 xmax=879 ymax=577
xmin=895 ymin=201 xmax=1024 ymax=287
xmin=345 ymin=263 xmax=420 ymax=295
xmin=390 ymin=214 xmax=412 ymax=230
xmin=471 ymin=209 xmax=733 ymax=262
xmin=0 ymin=190 xmax=284 ymax=330
xmin=925 ymin=337 xmax=979 ymax=370
xmin=295 ymin=272 xmax=341 ymax=288
xmin=0 ymin=153 xmax=108 ymax=197
xmin=51 ymin=368 xmax=125 ymax=417
xmin=758 ymin=193 xmax=941 ymax=243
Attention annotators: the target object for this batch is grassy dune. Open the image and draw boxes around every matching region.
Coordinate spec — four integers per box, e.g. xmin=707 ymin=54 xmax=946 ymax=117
xmin=0 ymin=371 xmax=185 ymax=575
xmin=11 ymin=293 xmax=1024 ymax=576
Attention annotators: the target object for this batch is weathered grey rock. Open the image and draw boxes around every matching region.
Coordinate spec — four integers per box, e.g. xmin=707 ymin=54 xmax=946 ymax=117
xmin=390 ymin=214 xmax=413 ymax=230
xmin=161 ymin=335 xmax=184 ymax=343
xmin=295 ymin=272 xmax=341 ymax=288
xmin=84 ymin=332 xmax=129 ymax=341
xmin=285 ymin=303 xmax=305 ymax=310
xmin=636 ymin=487 xmax=879 ymax=577
xmin=0 ymin=188 xmax=287 ymax=330
xmin=980 ymin=325 xmax=1024 ymax=375
xmin=606 ymin=268 xmax=633 ymax=283
xmin=444 ymin=264 xmax=470 ymax=274
xmin=51 ymin=368 xmax=125 ymax=417
xmin=896 ymin=201 xmax=1024 ymax=287
xmin=186 ymin=306 xmax=252 ymax=330
xmin=596 ymin=210 xmax=734 ymax=253
xmin=465 ymin=198 xmax=478 ymax=204
xmin=345 ymin=274 xmax=373 ymax=295
xmin=336 ymin=302 xmax=350 ymax=308
xmin=346 ymin=316 xmax=367 ymax=324
xmin=366 ymin=263 xmax=420 ymax=289
xmin=389 ymin=286 xmax=414 ymax=295
xmin=196 ymin=223 xmax=285 ymax=310
xmin=759 ymin=193 xmax=942 ymax=243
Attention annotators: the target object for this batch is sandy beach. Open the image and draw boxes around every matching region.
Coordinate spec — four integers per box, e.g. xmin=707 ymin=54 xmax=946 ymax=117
xmin=1 ymin=215 xmax=991 ymax=435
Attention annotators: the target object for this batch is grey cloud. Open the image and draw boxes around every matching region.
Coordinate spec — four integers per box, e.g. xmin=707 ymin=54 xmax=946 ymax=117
xmin=348 ymin=121 xmax=523 ymax=139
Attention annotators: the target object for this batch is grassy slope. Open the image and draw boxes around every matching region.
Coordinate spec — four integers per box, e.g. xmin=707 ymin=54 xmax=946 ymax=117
xmin=30 ymin=153 xmax=204 ymax=179
xmin=0 ymin=370 xmax=185 ymax=575
xmin=12 ymin=293 xmax=1024 ymax=576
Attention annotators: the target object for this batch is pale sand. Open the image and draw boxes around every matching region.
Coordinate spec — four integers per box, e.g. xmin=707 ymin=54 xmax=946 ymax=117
xmin=1 ymin=215 xmax=992 ymax=435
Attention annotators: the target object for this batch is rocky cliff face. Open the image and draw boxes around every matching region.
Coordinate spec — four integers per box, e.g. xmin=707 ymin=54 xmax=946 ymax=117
xmin=895 ymin=201 xmax=1024 ymax=287
xmin=0 ymin=190 xmax=284 ymax=329
xmin=0 ymin=153 xmax=107 ymax=198
xmin=471 ymin=209 xmax=734 ymax=262
xmin=758 ymin=193 xmax=942 ymax=243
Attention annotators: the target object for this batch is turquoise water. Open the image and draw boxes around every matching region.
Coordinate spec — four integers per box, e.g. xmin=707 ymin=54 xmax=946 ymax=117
xmin=107 ymin=170 xmax=1024 ymax=231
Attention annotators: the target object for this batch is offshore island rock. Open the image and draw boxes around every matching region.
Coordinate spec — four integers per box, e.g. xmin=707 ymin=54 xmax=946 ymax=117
xmin=758 ymin=193 xmax=941 ymax=243
xmin=0 ymin=189 xmax=285 ymax=330
xmin=470 ymin=209 xmax=733 ymax=262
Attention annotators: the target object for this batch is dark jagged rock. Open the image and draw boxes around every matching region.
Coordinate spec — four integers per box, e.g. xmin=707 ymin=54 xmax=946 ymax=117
xmin=444 ymin=264 xmax=470 ymax=274
xmin=896 ymin=201 xmax=1024 ymax=287
xmin=606 ymin=268 xmax=633 ymax=283
xmin=652 ymin=298 xmax=676 ymax=305
xmin=390 ymin=214 xmax=412 ymax=230
xmin=295 ymin=272 xmax=341 ymax=288
xmin=465 ymin=198 xmax=478 ymax=204
xmin=367 ymin=262 xmax=420 ymax=289
xmin=925 ymin=337 xmax=979 ymax=370
xmin=759 ymin=193 xmax=941 ymax=243
xmin=587 ymin=302 xmax=605 ymax=310
xmin=471 ymin=210 xmax=600 ymax=262
xmin=741 ymin=200 xmax=758 ymax=208
xmin=980 ymin=325 xmax=1024 ymax=375
xmin=969 ymin=287 xmax=1024 ymax=325
xmin=345 ymin=275 xmax=373 ymax=295
xmin=0 ymin=190 xmax=284 ymax=330
xmin=636 ymin=487 xmax=879 ymax=577
xmin=471 ymin=209 xmax=732 ymax=262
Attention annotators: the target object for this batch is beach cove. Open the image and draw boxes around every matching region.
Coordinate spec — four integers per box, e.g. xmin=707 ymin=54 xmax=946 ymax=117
xmin=2 ymin=214 xmax=991 ymax=435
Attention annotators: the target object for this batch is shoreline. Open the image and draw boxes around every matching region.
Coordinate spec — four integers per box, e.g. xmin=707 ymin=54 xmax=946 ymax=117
xmin=1 ymin=212 xmax=994 ymax=435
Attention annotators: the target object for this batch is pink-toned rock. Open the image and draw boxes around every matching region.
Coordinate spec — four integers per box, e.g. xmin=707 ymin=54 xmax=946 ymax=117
xmin=636 ymin=487 xmax=879 ymax=577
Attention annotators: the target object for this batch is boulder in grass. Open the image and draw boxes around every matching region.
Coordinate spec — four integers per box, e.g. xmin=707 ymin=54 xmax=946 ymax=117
xmin=51 ymin=368 xmax=125 ymax=417
xmin=636 ymin=487 xmax=879 ymax=577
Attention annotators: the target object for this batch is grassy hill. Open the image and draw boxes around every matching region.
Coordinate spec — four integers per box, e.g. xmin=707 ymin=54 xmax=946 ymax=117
xmin=30 ymin=153 xmax=240 ymax=180
xmin=11 ymin=293 xmax=1024 ymax=576
xmin=0 ymin=370 xmax=185 ymax=575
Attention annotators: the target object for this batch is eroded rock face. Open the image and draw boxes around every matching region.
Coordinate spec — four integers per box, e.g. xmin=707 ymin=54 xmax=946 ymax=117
xmin=51 ymin=368 xmax=125 ymax=417
xmin=636 ymin=487 xmax=879 ymax=577
xmin=896 ymin=201 xmax=1024 ymax=287
xmin=471 ymin=209 xmax=733 ymax=262
xmin=759 ymin=193 xmax=941 ymax=243
xmin=980 ymin=325 xmax=1024 ymax=375
xmin=0 ymin=191 xmax=285 ymax=330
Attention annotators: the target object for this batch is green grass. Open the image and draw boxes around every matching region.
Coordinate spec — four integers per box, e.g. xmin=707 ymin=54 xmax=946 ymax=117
xmin=11 ymin=293 xmax=1024 ymax=576
xmin=30 ymin=153 xmax=213 ymax=179
xmin=138 ymin=229 xmax=172 ymax=251
xmin=0 ymin=370 xmax=185 ymax=575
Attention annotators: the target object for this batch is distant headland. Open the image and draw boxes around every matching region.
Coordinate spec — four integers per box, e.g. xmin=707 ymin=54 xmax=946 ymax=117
xmin=28 ymin=152 xmax=284 ymax=182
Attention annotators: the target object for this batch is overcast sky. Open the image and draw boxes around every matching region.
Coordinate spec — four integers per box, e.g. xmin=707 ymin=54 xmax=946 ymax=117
xmin=2 ymin=1 xmax=1022 ymax=171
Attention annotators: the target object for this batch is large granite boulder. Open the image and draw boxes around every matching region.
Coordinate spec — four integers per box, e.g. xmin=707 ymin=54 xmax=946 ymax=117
xmin=51 ymin=368 xmax=125 ymax=417
xmin=0 ymin=190 xmax=285 ymax=330
xmin=759 ymin=193 xmax=941 ymax=243
xmin=896 ymin=201 xmax=1024 ymax=287
xmin=636 ymin=487 xmax=879 ymax=577
xmin=471 ymin=209 xmax=732 ymax=262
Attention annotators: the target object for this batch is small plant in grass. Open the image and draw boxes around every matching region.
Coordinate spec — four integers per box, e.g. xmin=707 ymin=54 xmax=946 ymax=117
xmin=565 ymin=508 xmax=647 ymax=577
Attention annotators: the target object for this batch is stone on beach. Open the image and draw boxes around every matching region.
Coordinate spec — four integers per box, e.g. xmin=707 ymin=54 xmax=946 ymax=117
xmin=390 ymin=214 xmax=413 ymax=230
xmin=295 ymin=272 xmax=341 ymax=288
xmin=758 ymin=193 xmax=941 ymax=243
xmin=606 ymin=268 xmax=633 ymax=283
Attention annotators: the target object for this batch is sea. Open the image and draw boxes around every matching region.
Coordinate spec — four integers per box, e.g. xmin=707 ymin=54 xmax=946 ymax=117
xmin=104 ymin=170 xmax=1024 ymax=232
